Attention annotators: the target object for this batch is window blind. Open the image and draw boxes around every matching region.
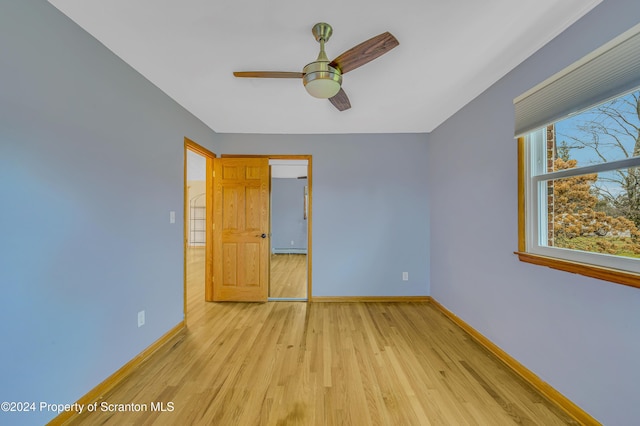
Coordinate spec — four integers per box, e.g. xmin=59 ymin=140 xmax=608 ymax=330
xmin=514 ymin=22 xmax=640 ymax=138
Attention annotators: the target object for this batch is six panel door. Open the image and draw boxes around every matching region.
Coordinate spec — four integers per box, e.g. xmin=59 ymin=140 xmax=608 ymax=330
xmin=212 ymin=157 xmax=270 ymax=302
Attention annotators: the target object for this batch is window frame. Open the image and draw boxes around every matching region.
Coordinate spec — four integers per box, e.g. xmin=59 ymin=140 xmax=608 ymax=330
xmin=514 ymin=22 xmax=640 ymax=289
xmin=517 ymin=135 xmax=640 ymax=289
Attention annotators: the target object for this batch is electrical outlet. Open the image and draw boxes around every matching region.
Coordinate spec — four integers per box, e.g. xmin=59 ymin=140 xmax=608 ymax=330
xmin=402 ymin=272 xmax=409 ymax=281
xmin=291 ymin=240 xmax=295 ymax=245
xmin=138 ymin=310 xmax=145 ymax=327
xmin=169 ymin=211 xmax=176 ymax=224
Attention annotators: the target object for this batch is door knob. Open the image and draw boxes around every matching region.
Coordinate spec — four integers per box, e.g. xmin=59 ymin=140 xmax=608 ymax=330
xmin=259 ymin=233 xmax=267 ymax=238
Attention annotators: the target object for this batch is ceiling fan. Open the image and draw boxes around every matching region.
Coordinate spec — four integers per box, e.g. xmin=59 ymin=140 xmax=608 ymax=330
xmin=233 ymin=23 xmax=399 ymax=111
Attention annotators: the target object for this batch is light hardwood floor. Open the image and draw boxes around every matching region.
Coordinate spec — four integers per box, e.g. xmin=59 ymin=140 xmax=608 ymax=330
xmin=67 ymin=249 xmax=578 ymax=425
xmin=270 ymin=254 xmax=307 ymax=298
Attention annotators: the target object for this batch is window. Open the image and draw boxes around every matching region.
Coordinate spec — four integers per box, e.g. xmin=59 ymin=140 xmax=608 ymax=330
xmin=515 ymin=23 xmax=640 ymax=288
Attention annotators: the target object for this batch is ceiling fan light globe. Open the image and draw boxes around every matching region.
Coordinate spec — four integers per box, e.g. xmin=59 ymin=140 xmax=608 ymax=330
xmin=303 ymin=61 xmax=342 ymax=99
xmin=305 ymin=78 xmax=341 ymax=98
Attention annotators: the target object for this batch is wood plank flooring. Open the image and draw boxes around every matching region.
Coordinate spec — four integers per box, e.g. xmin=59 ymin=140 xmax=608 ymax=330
xmin=67 ymin=249 xmax=578 ymax=425
xmin=269 ymin=254 xmax=307 ymax=298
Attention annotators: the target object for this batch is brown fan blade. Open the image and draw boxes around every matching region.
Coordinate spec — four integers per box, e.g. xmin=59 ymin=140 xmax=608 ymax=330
xmin=329 ymin=32 xmax=399 ymax=74
xmin=329 ymin=88 xmax=351 ymax=111
xmin=233 ymin=71 xmax=303 ymax=78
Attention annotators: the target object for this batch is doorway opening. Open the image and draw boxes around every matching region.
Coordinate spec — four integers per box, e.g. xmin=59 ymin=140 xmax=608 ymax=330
xmin=215 ymin=154 xmax=313 ymax=302
xmin=184 ymin=138 xmax=215 ymax=323
xmin=269 ymin=159 xmax=309 ymax=301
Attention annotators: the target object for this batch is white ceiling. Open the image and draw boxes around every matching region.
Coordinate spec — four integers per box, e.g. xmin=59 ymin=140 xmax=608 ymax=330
xmin=186 ymin=149 xmax=206 ymax=180
xmin=270 ymin=159 xmax=308 ymax=179
xmin=48 ymin=0 xmax=601 ymax=134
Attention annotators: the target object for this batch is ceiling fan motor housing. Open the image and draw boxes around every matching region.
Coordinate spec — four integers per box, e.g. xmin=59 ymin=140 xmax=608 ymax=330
xmin=303 ymin=23 xmax=342 ymax=98
xmin=302 ymin=61 xmax=342 ymax=98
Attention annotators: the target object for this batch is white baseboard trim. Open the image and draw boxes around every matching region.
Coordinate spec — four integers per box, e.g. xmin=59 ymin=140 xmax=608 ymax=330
xmin=272 ymin=248 xmax=307 ymax=254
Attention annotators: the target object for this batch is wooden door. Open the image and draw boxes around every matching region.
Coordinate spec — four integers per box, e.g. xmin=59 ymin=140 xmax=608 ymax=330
xmin=212 ymin=157 xmax=270 ymax=302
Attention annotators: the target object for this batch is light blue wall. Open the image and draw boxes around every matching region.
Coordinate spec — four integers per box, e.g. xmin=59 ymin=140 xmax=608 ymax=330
xmin=215 ymin=133 xmax=430 ymax=297
xmin=427 ymin=0 xmax=640 ymax=424
xmin=0 ymin=2 xmax=216 ymax=425
xmin=9 ymin=0 xmax=635 ymax=424
xmin=271 ymin=178 xmax=308 ymax=253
